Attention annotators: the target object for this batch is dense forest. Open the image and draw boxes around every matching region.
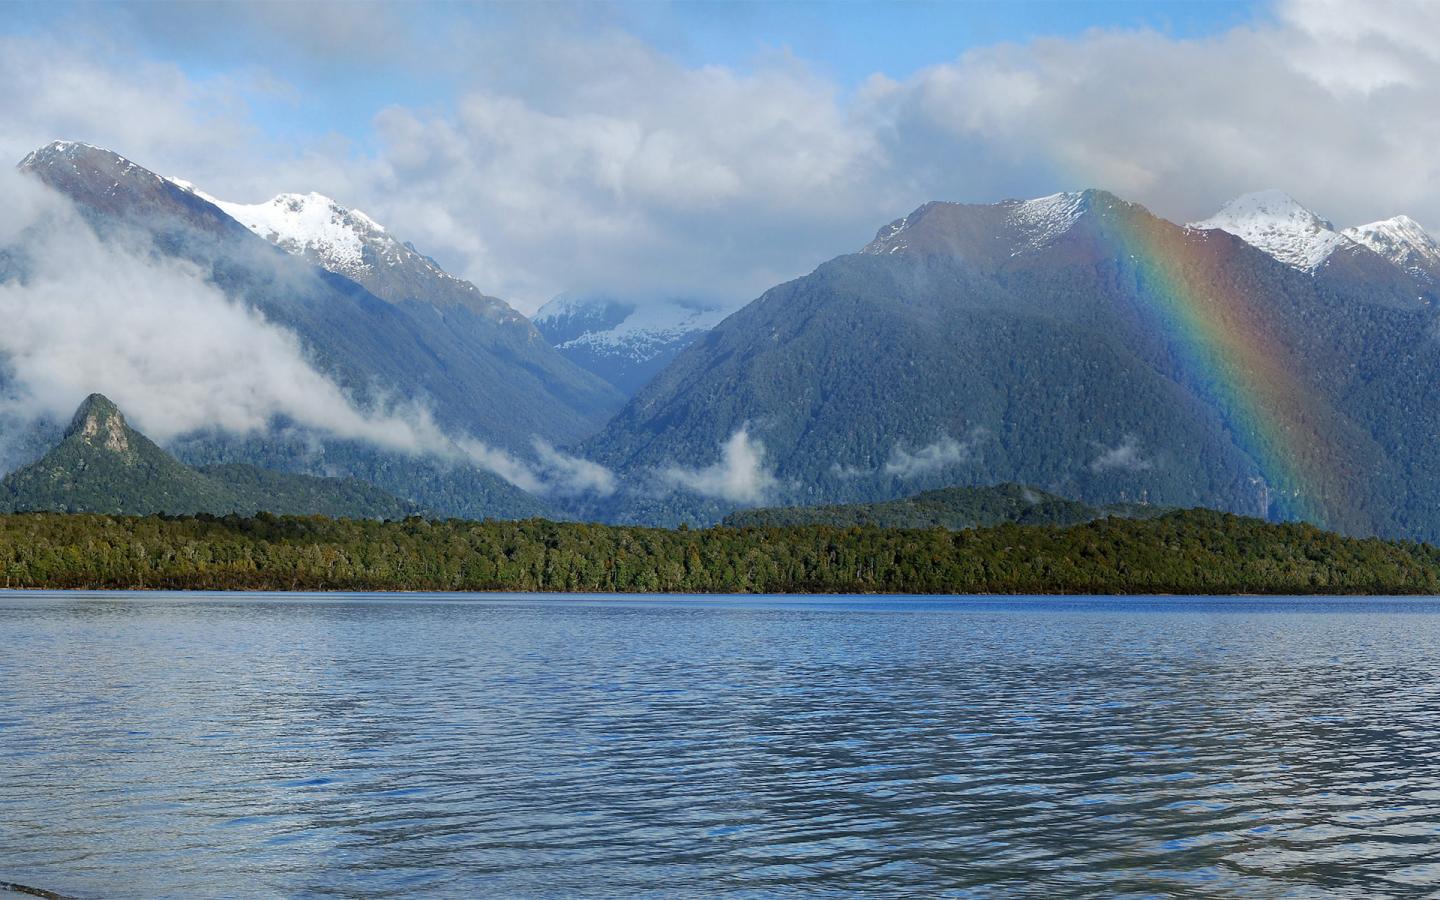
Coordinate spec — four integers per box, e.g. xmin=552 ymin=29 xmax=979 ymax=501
xmin=2 ymin=508 xmax=1438 ymax=594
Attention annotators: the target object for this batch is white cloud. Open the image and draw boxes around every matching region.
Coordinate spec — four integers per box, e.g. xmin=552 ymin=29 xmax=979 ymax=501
xmin=657 ymin=427 xmax=778 ymax=504
xmin=1089 ymin=435 xmax=1154 ymax=473
xmin=883 ymin=430 xmax=986 ymax=479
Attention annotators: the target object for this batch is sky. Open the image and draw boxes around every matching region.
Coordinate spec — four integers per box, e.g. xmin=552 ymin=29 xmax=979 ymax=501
xmin=4 ymin=0 xmax=1439 ymax=313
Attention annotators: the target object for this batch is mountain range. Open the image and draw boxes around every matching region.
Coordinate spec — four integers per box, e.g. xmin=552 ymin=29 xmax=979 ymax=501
xmin=8 ymin=139 xmax=1440 ymax=541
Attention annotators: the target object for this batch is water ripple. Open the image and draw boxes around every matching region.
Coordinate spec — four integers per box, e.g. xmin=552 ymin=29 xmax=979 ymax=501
xmin=2 ymin=593 xmax=1440 ymax=897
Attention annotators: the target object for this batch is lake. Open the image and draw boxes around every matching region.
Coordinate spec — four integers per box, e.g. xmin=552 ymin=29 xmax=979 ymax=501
xmin=2 ymin=593 xmax=1439 ymax=898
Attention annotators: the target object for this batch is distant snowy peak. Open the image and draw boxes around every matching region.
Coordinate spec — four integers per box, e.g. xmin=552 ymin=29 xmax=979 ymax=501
xmin=209 ymin=191 xmax=387 ymax=277
xmin=1343 ymin=215 xmax=1440 ymax=280
xmin=535 ymin=295 xmax=728 ymax=359
xmin=1190 ymin=190 xmax=1351 ymax=271
xmin=534 ymin=294 xmax=733 ymax=395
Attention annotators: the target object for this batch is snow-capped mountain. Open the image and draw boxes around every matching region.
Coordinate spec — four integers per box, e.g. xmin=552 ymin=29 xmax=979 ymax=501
xmin=172 ymin=186 xmax=523 ymax=322
xmin=534 ymin=295 xmax=732 ymax=396
xmin=1189 ymin=190 xmax=1351 ymax=271
xmin=1343 ymin=216 xmax=1440 ymax=285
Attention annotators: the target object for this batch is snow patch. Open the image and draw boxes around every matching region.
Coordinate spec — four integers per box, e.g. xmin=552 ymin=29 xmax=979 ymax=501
xmin=1006 ymin=191 xmax=1087 ymax=253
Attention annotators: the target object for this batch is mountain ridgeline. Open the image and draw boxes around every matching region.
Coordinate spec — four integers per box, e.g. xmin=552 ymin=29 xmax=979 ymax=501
xmin=0 ymin=395 xmax=418 ymax=518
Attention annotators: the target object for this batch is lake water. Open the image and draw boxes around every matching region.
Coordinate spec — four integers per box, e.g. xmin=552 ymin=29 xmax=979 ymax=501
xmin=3 ymin=593 xmax=1440 ymax=898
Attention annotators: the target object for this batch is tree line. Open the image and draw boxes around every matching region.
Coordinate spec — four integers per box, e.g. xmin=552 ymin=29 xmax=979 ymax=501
xmin=2 ymin=508 xmax=1439 ymax=594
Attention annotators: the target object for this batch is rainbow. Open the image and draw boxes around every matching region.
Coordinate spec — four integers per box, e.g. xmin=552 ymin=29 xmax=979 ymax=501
xmin=1094 ymin=208 xmax=1358 ymax=530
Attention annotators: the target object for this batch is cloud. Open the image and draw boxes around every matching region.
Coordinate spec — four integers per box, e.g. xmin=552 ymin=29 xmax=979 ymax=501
xmin=0 ymin=34 xmax=264 ymax=188
xmin=345 ymin=0 xmax=1440 ymax=312
xmin=1089 ymin=435 xmax=1154 ymax=473
xmin=883 ymin=429 xmax=986 ymax=479
xmin=871 ymin=0 xmax=1440 ymax=229
xmin=657 ymin=427 xmax=778 ymax=504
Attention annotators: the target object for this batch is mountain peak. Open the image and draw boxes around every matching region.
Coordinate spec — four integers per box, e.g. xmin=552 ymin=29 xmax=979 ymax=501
xmin=1189 ymin=190 xmax=1347 ymax=270
xmin=1343 ymin=214 xmax=1440 ymax=283
xmin=862 ymin=188 xmax=1130 ymax=259
xmin=213 ymin=191 xmax=383 ymax=274
xmin=65 ymin=393 xmax=131 ymax=454
xmin=1005 ymin=190 xmax=1095 ymax=250
xmin=18 ymin=139 xmax=109 ymax=167
xmin=17 ymin=140 xmax=147 ymax=182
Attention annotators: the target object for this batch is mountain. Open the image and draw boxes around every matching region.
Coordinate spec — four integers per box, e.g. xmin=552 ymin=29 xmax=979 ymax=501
xmin=722 ymin=483 xmax=1164 ymax=529
xmin=584 ymin=189 xmax=1440 ymax=538
xmin=0 ymin=394 xmax=418 ymax=518
xmin=11 ymin=141 xmax=616 ymax=518
xmin=1343 ymin=215 xmax=1440 ymax=287
xmin=533 ymin=295 xmax=731 ymax=395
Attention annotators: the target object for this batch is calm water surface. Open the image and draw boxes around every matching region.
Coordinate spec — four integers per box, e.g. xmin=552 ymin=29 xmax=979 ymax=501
xmin=3 ymin=593 xmax=1440 ymax=898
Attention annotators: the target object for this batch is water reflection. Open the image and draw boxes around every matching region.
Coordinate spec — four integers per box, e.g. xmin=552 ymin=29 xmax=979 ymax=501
xmin=2 ymin=594 xmax=1439 ymax=897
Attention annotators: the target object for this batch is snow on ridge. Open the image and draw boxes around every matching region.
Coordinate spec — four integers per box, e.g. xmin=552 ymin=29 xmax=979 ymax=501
xmin=163 ymin=175 xmax=220 ymax=205
xmin=861 ymin=208 xmax=926 ymax=255
xmin=1006 ymin=191 xmax=1088 ymax=253
xmin=1190 ymin=190 xmax=1351 ymax=271
xmin=1343 ymin=215 xmax=1440 ymax=276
